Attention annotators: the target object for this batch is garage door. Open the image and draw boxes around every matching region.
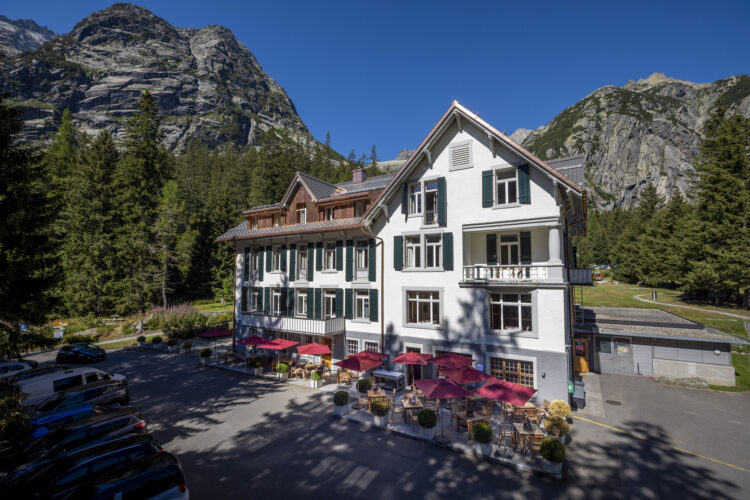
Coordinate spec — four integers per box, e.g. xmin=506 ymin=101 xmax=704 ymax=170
xmin=632 ymin=338 xmax=653 ymax=376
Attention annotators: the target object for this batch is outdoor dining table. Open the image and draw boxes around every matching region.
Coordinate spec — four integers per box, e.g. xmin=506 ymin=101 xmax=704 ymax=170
xmin=513 ymin=422 xmax=544 ymax=450
xmin=456 ymin=411 xmax=489 ymax=436
xmin=465 ymin=394 xmax=485 ymax=412
xmin=402 ymin=398 xmax=423 ymax=423
xmin=367 ymin=389 xmax=387 ymax=400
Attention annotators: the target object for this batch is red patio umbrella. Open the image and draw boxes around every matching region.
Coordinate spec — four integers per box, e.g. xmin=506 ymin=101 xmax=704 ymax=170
xmin=237 ymin=335 xmax=267 ymax=346
xmin=414 ymin=378 xmax=473 ymax=444
xmin=392 ymin=352 xmax=431 ymax=389
xmin=256 ymin=338 xmax=299 ymax=366
xmin=354 ymin=350 xmax=386 ymax=360
xmin=296 ymin=343 xmax=331 ymax=355
xmin=428 ymin=353 xmax=472 ymax=368
xmin=334 ymin=355 xmax=383 ymax=372
xmin=439 ymin=365 xmax=490 ymax=385
xmin=474 ymin=377 xmax=536 ymax=407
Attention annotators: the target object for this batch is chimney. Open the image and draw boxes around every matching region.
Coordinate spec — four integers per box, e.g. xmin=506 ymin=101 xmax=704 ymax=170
xmin=352 ymin=168 xmax=367 ymax=184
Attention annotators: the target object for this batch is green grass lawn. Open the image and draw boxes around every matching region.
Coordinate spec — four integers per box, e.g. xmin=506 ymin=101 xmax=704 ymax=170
xmin=710 ymin=353 xmax=750 ymax=392
xmin=193 ymin=301 xmax=233 ymax=313
xmin=99 ymin=334 xmax=159 ymax=350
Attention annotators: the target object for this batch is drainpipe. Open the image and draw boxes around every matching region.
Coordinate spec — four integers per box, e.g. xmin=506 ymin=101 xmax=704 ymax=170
xmin=361 ymin=226 xmax=385 ymax=356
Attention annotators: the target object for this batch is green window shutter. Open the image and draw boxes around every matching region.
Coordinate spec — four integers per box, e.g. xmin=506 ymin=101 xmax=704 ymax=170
xmin=280 ymin=245 xmax=287 ymax=272
xmin=345 ymin=240 xmax=353 ymax=281
xmin=369 ymin=289 xmax=378 ymax=322
xmin=443 ymin=232 xmax=453 ymax=270
xmin=243 ymin=249 xmax=250 ymax=281
xmin=289 ymin=244 xmax=296 ymax=281
xmin=518 ymin=163 xmax=530 ymax=204
xmin=393 ymin=235 xmax=403 ymax=270
xmin=314 ymin=288 xmax=322 ymax=320
xmin=401 ymin=182 xmax=408 ymax=214
xmin=335 ymin=288 xmax=343 ymax=317
xmin=265 ymin=246 xmax=272 ymax=272
xmin=345 ymin=289 xmax=353 ymax=319
xmin=307 ymin=246 xmax=314 ymax=280
xmin=368 ymin=238 xmax=376 ymax=281
xmin=335 ymin=241 xmax=343 ymax=271
xmin=263 ymin=288 xmax=270 ymax=315
xmin=315 ymin=242 xmax=323 ymax=271
xmin=241 ymin=286 xmax=248 ymax=312
xmin=520 ymin=231 xmax=532 ymax=265
xmin=437 ymin=177 xmax=447 ymax=226
xmin=257 ymin=250 xmax=264 ymax=281
xmin=306 ymin=288 xmax=314 ymax=319
xmin=280 ymin=287 xmax=287 ymax=316
xmin=256 ymin=287 xmax=263 ymax=311
xmin=286 ymin=288 xmax=295 ymax=316
xmin=482 ymin=170 xmax=494 ymax=207
xmin=486 ymin=234 xmax=497 ymax=265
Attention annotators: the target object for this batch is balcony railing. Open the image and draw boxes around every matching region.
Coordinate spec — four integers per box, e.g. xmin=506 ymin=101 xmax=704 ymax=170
xmin=462 ymin=265 xmax=549 ymax=282
xmin=569 ymin=268 xmax=593 ymax=286
xmin=243 ymin=314 xmax=345 ymax=336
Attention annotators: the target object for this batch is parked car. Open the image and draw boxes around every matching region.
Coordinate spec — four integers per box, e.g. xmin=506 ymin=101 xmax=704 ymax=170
xmin=22 ymin=404 xmax=105 ymax=445
xmin=1 ymin=435 xmax=162 ymax=498
xmin=71 ymin=451 xmax=188 ymax=500
xmin=0 ymin=359 xmax=38 ymax=380
xmin=33 ymin=379 xmax=130 ymax=415
xmin=7 ymin=365 xmax=68 ymax=385
xmin=14 ymin=367 xmax=126 ymax=406
xmin=56 ymin=343 xmax=107 ymax=364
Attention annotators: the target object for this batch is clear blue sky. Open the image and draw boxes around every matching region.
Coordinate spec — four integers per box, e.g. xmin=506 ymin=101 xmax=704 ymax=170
xmin=4 ymin=1 xmax=749 ymax=159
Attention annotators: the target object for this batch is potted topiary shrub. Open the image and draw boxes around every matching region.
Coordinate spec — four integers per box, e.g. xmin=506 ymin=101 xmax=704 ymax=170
xmin=542 ymin=415 xmax=570 ymax=442
xmin=472 ymin=422 xmax=493 ymax=456
xmin=548 ymin=400 xmax=572 ymax=420
xmin=249 ymin=358 xmax=264 ymax=376
xmin=333 ymin=390 xmax=350 ymax=416
xmin=199 ymin=348 xmax=212 ymax=365
xmin=167 ymin=338 xmax=178 ymax=352
xmin=370 ymin=398 xmax=390 ymax=428
xmin=182 ymin=341 xmax=192 ymax=353
xmin=151 ymin=336 xmax=163 ymax=349
xmin=137 ymin=335 xmax=146 ymax=347
xmin=357 ymin=378 xmax=372 ymax=394
xmin=275 ymin=362 xmax=290 ymax=380
xmin=417 ymin=409 xmax=437 ymax=440
xmin=540 ymin=437 xmax=565 ymax=475
xmin=310 ymin=371 xmax=323 ymax=389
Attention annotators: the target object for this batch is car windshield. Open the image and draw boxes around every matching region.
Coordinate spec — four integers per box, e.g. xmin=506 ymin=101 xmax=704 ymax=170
xmin=85 ymin=344 xmax=99 ymax=350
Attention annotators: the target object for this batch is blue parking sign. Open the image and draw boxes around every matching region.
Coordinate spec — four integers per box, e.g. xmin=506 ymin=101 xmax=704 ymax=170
xmin=19 ymin=323 xmax=27 ymax=331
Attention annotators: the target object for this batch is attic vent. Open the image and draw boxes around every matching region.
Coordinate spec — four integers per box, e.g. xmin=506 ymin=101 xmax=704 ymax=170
xmin=449 ymin=141 xmax=472 ymax=170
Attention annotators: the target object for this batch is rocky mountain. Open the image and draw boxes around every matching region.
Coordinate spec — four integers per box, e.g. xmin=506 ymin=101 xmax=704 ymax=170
xmin=0 ymin=15 xmax=57 ymax=55
xmin=0 ymin=3 xmax=310 ymax=150
xmin=508 ymin=128 xmax=533 ymax=145
xmin=516 ymin=73 xmax=750 ymax=209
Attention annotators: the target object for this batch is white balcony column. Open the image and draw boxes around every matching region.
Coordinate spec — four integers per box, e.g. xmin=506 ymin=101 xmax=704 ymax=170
xmin=548 ymin=226 xmax=562 ymax=265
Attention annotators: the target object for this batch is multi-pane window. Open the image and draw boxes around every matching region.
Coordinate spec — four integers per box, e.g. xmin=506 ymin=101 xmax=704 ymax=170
xmin=490 ymin=293 xmax=532 ymax=331
xmin=324 ymin=243 xmax=336 ymax=270
xmin=409 ymin=184 xmax=422 ymax=215
xmin=250 ymin=289 xmax=260 ymax=312
xmin=298 ymin=245 xmax=308 ymax=280
xmin=355 ymin=291 xmax=369 ymax=320
xmin=355 ymin=201 xmax=366 ymax=218
xmin=424 ymin=181 xmax=438 ymax=225
xmin=296 ymin=289 xmax=307 ymax=317
xmin=490 ymin=357 xmax=534 ymax=388
xmin=355 ymin=241 xmax=368 ymax=280
xmin=406 ymin=291 xmax=440 ymax=325
xmin=496 ymin=170 xmax=518 ymax=205
xmin=251 ymin=218 xmax=258 ymax=229
xmin=326 ymin=207 xmax=334 ymax=221
xmin=425 ymin=235 xmax=442 ymax=268
xmin=405 ymin=236 xmax=421 ymax=269
xmin=272 ymin=290 xmax=282 ymax=315
xmin=364 ymin=341 xmax=379 ymax=352
xmin=273 ymin=214 xmax=281 ymax=227
xmin=325 ymin=290 xmax=337 ymax=319
xmin=250 ymin=251 xmax=259 ymax=274
xmin=272 ymin=247 xmax=281 ymax=271
xmin=499 ymin=234 xmax=520 ymax=265
xmin=347 ymin=339 xmax=359 ymax=357
xmin=295 ymin=203 xmax=307 ymax=224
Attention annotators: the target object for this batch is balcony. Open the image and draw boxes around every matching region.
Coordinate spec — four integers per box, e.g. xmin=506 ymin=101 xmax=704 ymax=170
xmin=243 ymin=314 xmax=345 ymax=336
xmin=568 ymin=268 xmax=593 ymax=286
xmin=463 ymin=265 xmax=550 ymax=283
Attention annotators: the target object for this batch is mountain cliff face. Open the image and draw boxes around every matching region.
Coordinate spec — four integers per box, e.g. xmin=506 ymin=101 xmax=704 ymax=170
xmin=0 ymin=15 xmax=57 ymax=55
xmin=518 ymin=73 xmax=750 ymax=209
xmin=0 ymin=3 xmax=310 ymax=150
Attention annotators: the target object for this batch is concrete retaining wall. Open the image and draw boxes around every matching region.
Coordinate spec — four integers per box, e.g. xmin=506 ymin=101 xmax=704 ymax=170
xmin=653 ymin=358 xmax=736 ymax=386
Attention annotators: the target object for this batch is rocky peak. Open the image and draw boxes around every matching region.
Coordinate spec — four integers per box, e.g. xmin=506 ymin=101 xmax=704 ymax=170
xmin=0 ymin=15 xmax=57 ymax=55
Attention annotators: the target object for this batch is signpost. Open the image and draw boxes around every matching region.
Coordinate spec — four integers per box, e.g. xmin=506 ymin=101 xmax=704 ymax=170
xmin=19 ymin=323 xmax=27 ymax=332
xmin=53 ymin=320 xmax=67 ymax=340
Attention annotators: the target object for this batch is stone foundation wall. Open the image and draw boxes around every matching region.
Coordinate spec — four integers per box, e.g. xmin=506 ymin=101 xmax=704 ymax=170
xmin=653 ymin=358 xmax=735 ymax=386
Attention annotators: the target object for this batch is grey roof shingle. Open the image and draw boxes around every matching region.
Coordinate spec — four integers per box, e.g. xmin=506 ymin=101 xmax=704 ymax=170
xmin=299 ymin=172 xmax=339 ymax=200
xmin=546 ymin=155 xmax=585 ymax=188
xmin=216 ymin=217 xmax=364 ymax=242
xmin=335 ymin=173 xmax=393 ymax=194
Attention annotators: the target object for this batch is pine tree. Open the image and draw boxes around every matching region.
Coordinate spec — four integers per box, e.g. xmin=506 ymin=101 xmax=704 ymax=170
xmin=61 ymin=130 xmax=120 ymax=315
xmin=0 ymin=94 xmax=56 ymax=358
xmin=367 ymin=144 xmax=379 ymax=176
xmin=639 ymin=192 xmax=689 ymax=288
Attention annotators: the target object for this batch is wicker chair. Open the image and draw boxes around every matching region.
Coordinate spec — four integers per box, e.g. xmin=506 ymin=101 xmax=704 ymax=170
xmin=525 ymin=407 xmax=541 ymax=425
xmin=497 ymin=423 xmax=516 ymax=449
xmin=357 ymin=391 xmax=371 ymax=412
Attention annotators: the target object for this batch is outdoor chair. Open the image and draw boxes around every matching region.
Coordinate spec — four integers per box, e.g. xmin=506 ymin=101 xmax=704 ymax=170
xmin=388 ymin=394 xmax=405 ymax=423
xmin=450 ymin=401 xmax=463 ymax=429
xmin=481 ymin=400 xmax=495 ymax=419
xmin=497 ymin=424 xmax=516 ymax=449
xmin=526 ymin=435 xmax=545 ymax=459
xmin=525 ymin=408 xmax=541 ymax=425
xmin=424 ymin=398 xmax=440 ymax=415
xmin=357 ymin=392 xmax=371 ymax=412
xmin=513 ymin=406 xmax=527 ymax=423
xmin=338 ymin=371 xmax=351 ymax=385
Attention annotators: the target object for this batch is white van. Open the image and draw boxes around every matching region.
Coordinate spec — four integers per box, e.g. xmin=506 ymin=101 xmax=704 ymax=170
xmin=15 ymin=367 xmax=127 ymax=407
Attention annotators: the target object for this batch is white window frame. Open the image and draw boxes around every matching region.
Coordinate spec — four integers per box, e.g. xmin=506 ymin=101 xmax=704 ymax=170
xmin=297 ymin=245 xmax=308 ymax=280
xmin=423 ymin=180 xmax=438 ymax=225
xmin=405 ymin=236 xmax=421 ymax=269
xmin=403 ymin=233 xmax=443 ymax=270
xmin=424 ymin=234 xmax=442 ymax=269
xmin=324 ymin=290 xmax=337 ymax=319
xmin=297 ymin=205 xmax=307 ymax=224
xmin=326 ymin=207 xmax=334 ymax=221
xmin=495 ymin=168 xmax=518 ymax=206
xmin=364 ymin=341 xmax=379 ymax=352
xmin=406 ymin=290 xmax=441 ymax=326
xmin=499 ymin=233 xmax=520 ymax=266
xmin=355 ymin=290 xmax=369 ymax=320
xmin=324 ymin=242 xmax=336 ymax=271
xmin=250 ymin=289 xmax=260 ymax=312
xmin=355 ymin=240 xmax=368 ymax=280
xmin=408 ymin=183 xmax=422 ymax=215
xmin=272 ymin=290 xmax=282 ymax=316
xmin=251 ymin=218 xmax=258 ymax=229
xmin=272 ymin=247 xmax=281 ymax=272
xmin=296 ymin=289 xmax=308 ymax=317
xmin=489 ymin=293 xmax=532 ymax=332
xmin=250 ymin=251 xmax=259 ymax=273
xmin=346 ymin=339 xmax=360 ymax=357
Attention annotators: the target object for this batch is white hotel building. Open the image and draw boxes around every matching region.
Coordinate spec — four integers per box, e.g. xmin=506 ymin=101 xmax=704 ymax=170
xmin=217 ymin=101 xmax=590 ymax=402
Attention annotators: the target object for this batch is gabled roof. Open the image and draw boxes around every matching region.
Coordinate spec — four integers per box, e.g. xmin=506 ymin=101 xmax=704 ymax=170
xmin=216 ymin=217 xmax=364 ymax=242
xmin=277 ymin=171 xmax=342 ymax=208
xmin=364 ymin=101 xmax=583 ymax=224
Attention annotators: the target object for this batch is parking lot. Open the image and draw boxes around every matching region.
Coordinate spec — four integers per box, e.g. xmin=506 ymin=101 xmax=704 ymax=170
xmin=26 ymin=347 xmax=750 ymax=499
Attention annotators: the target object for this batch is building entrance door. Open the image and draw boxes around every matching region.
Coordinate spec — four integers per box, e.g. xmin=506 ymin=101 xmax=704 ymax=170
xmin=573 ymin=337 xmax=589 ymax=373
xmin=322 ymin=337 xmax=333 ymax=368
xmin=406 ymin=346 xmax=422 ymax=386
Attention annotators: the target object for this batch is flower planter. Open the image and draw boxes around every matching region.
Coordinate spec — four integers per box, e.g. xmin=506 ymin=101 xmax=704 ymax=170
xmin=542 ymin=459 xmax=563 ymax=475
xmin=277 ymin=372 xmax=289 ymax=381
xmin=373 ymin=414 xmax=388 ymax=428
xmin=200 ymin=357 xmax=209 ymax=365
xmin=310 ymin=379 xmax=323 ymax=389
xmin=420 ymin=426 xmax=436 ymax=440
xmin=138 ymin=342 xmax=145 ymax=347
xmin=474 ymin=442 xmax=492 ymax=457
xmin=334 ymin=404 xmax=349 ymax=417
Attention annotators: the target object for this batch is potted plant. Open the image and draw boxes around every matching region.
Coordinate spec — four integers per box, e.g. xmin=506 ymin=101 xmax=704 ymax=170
xmin=137 ymin=335 xmax=146 ymax=347
xmin=417 ymin=409 xmax=437 ymax=440
xmin=199 ymin=348 xmax=212 ymax=365
xmin=310 ymin=371 xmax=323 ymax=389
xmin=275 ymin=362 xmax=290 ymax=380
xmin=151 ymin=336 xmax=163 ymax=349
xmin=540 ymin=437 xmax=565 ymax=475
xmin=167 ymin=338 xmax=178 ymax=352
xmin=472 ymin=422 xmax=493 ymax=456
xmin=182 ymin=341 xmax=192 ymax=353
xmin=542 ymin=415 xmax=570 ymax=442
xmin=250 ymin=358 xmax=264 ymax=376
xmin=333 ymin=390 xmax=350 ymax=416
xmin=548 ymin=400 xmax=572 ymax=421
xmin=357 ymin=378 xmax=372 ymax=394
xmin=370 ymin=398 xmax=390 ymax=428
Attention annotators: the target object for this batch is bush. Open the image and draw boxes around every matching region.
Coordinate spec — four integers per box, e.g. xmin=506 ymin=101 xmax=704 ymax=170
xmin=64 ymin=333 xmax=102 ymax=344
xmin=146 ymin=304 xmax=210 ymax=339
xmin=370 ymin=398 xmax=390 ymax=417
xmin=199 ymin=348 xmax=212 ymax=358
xmin=357 ymin=378 xmax=372 ymax=393
xmin=276 ymin=363 xmax=289 ymax=373
xmin=548 ymin=400 xmax=572 ymax=419
xmin=540 ymin=437 xmax=565 ymax=462
xmin=417 ymin=409 xmax=437 ymax=428
xmin=95 ymin=324 xmax=116 ymax=336
xmin=252 ymin=358 xmax=264 ymax=368
xmin=543 ymin=415 xmax=570 ymax=436
xmin=310 ymin=371 xmax=322 ymax=381
xmin=151 ymin=336 xmax=163 ymax=345
xmin=167 ymin=339 xmax=178 ymax=347
xmin=182 ymin=342 xmax=192 ymax=349
xmin=136 ymin=336 xmax=146 ymax=343
xmin=472 ymin=422 xmax=492 ymax=443
xmin=333 ymin=391 xmax=349 ymax=406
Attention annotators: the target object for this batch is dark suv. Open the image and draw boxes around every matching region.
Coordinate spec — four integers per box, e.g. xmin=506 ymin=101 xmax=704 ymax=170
xmin=56 ymin=344 xmax=107 ymax=364
xmin=34 ymin=379 xmax=130 ymax=415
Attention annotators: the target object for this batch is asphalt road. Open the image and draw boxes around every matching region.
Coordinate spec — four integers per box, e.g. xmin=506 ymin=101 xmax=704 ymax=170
xmin=24 ymin=348 xmax=750 ymax=499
